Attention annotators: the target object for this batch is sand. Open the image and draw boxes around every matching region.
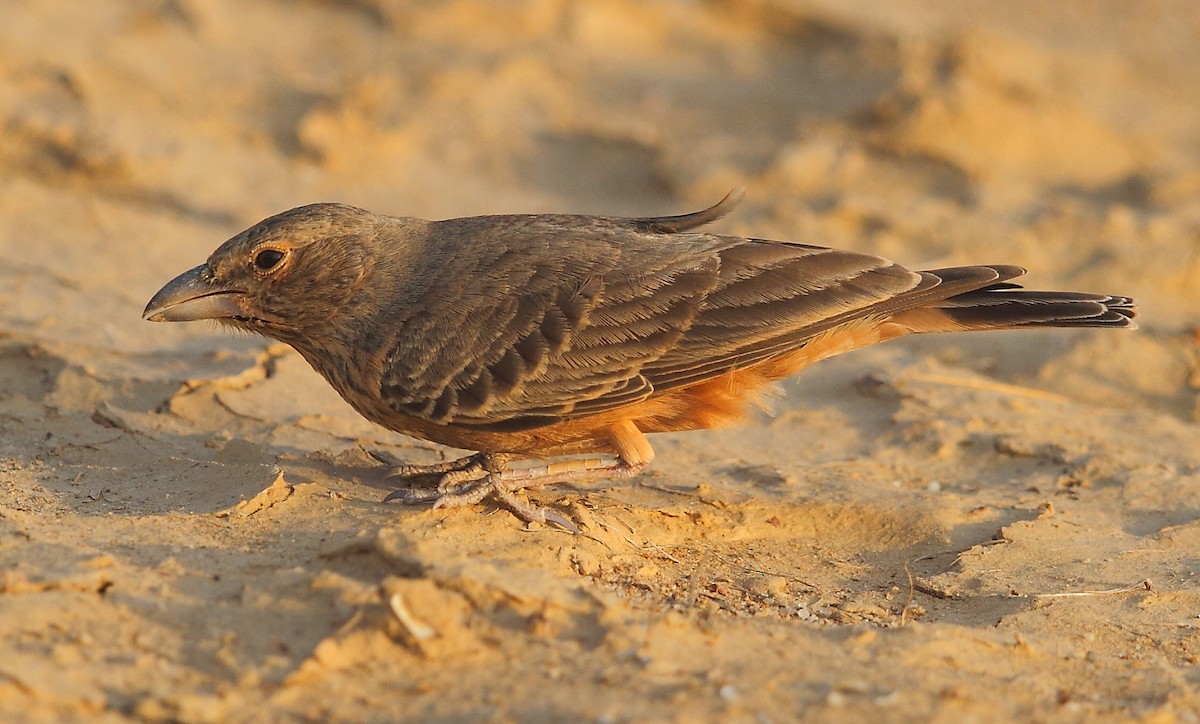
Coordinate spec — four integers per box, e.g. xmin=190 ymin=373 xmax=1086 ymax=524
xmin=2 ymin=1 xmax=1199 ymax=721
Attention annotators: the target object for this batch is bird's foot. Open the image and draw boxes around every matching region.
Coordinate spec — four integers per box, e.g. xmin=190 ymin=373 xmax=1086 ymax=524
xmin=369 ymin=449 xmax=499 ymax=486
xmin=377 ymin=452 xmax=646 ymax=533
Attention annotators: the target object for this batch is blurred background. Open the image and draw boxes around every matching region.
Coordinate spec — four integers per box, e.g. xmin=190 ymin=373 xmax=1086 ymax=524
xmin=2 ymin=1 xmax=1199 ymax=720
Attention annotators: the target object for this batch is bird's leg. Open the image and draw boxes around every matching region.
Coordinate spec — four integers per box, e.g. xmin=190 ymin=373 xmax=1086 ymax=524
xmin=381 ymin=452 xmax=646 ymax=532
xmin=377 ymin=451 xmax=513 ymax=505
xmin=369 ymin=449 xmax=493 ymax=483
xmin=397 ymin=456 xmax=487 ymax=480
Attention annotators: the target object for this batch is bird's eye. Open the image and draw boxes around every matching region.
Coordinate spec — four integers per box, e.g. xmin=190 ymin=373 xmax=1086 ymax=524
xmin=254 ymin=249 xmax=286 ymax=271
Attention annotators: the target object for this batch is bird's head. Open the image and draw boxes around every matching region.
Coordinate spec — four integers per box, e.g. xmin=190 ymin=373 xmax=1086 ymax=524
xmin=143 ymin=203 xmax=381 ymax=342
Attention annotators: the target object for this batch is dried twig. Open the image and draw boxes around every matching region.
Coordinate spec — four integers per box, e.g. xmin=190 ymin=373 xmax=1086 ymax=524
xmin=1033 ymin=580 xmax=1152 ymax=599
xmin=389 ymin=592 xmax=436 ymax=641
xmin=710 ymin=551 xmax=818 ymax=590
xmin=901 ymin=561 xmax=916 ymax=625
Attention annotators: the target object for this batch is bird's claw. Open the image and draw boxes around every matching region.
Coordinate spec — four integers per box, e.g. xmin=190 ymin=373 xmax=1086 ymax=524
xmin=372 ymin=450 xmax=492 ymax=481
xmin=380 ymin=486 xmax=441 ymax=504
xmin=378 ymin=452 xmax=579 ymax=532
xmin=490 ymin=486 xmax=581 ymax=534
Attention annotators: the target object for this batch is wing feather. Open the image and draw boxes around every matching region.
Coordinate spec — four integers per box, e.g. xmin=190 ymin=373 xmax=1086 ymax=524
xmin=377 ymin=208 xmax=960 ymax=430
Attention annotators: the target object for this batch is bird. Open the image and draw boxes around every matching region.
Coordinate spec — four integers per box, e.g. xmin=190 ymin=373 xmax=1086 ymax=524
xmin=144 ymin=189 xmax=1135 ymax=529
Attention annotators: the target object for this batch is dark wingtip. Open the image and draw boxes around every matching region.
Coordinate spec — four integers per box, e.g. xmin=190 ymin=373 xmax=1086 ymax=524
xmin=631 ymin=187 xmax=746 ymax=234
xmin=935 ymin=286 xmax=1138 ymax=331
xmin=1099 ymin=295 xmax=1138 ymax=328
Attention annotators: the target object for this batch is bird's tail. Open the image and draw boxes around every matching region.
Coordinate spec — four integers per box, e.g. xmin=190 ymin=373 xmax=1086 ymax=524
xmin=889 ymin=265 xmax=1137 ymax=333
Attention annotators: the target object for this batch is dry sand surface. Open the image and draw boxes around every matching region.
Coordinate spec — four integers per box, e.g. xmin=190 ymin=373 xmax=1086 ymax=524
xmin=2 ymin=0 xmax=1200 ymax=721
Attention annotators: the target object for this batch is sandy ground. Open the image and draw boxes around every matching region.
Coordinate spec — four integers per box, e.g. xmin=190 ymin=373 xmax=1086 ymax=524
xmin=2 ymin=0 xmax=1199 ymax=721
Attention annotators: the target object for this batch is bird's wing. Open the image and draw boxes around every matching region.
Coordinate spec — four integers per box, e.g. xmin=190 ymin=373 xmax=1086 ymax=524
xmin=379 ymin=218 xmax=953 ymax=432
xmin=378 ymin=215 xmax=734 ymax=429
xmin=641 ymin=241 xmax=929 ymax=391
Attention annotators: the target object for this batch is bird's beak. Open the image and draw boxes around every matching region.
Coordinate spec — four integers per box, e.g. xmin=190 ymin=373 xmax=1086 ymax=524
xmin=143 ymin=264 xmax=244 ymax=322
